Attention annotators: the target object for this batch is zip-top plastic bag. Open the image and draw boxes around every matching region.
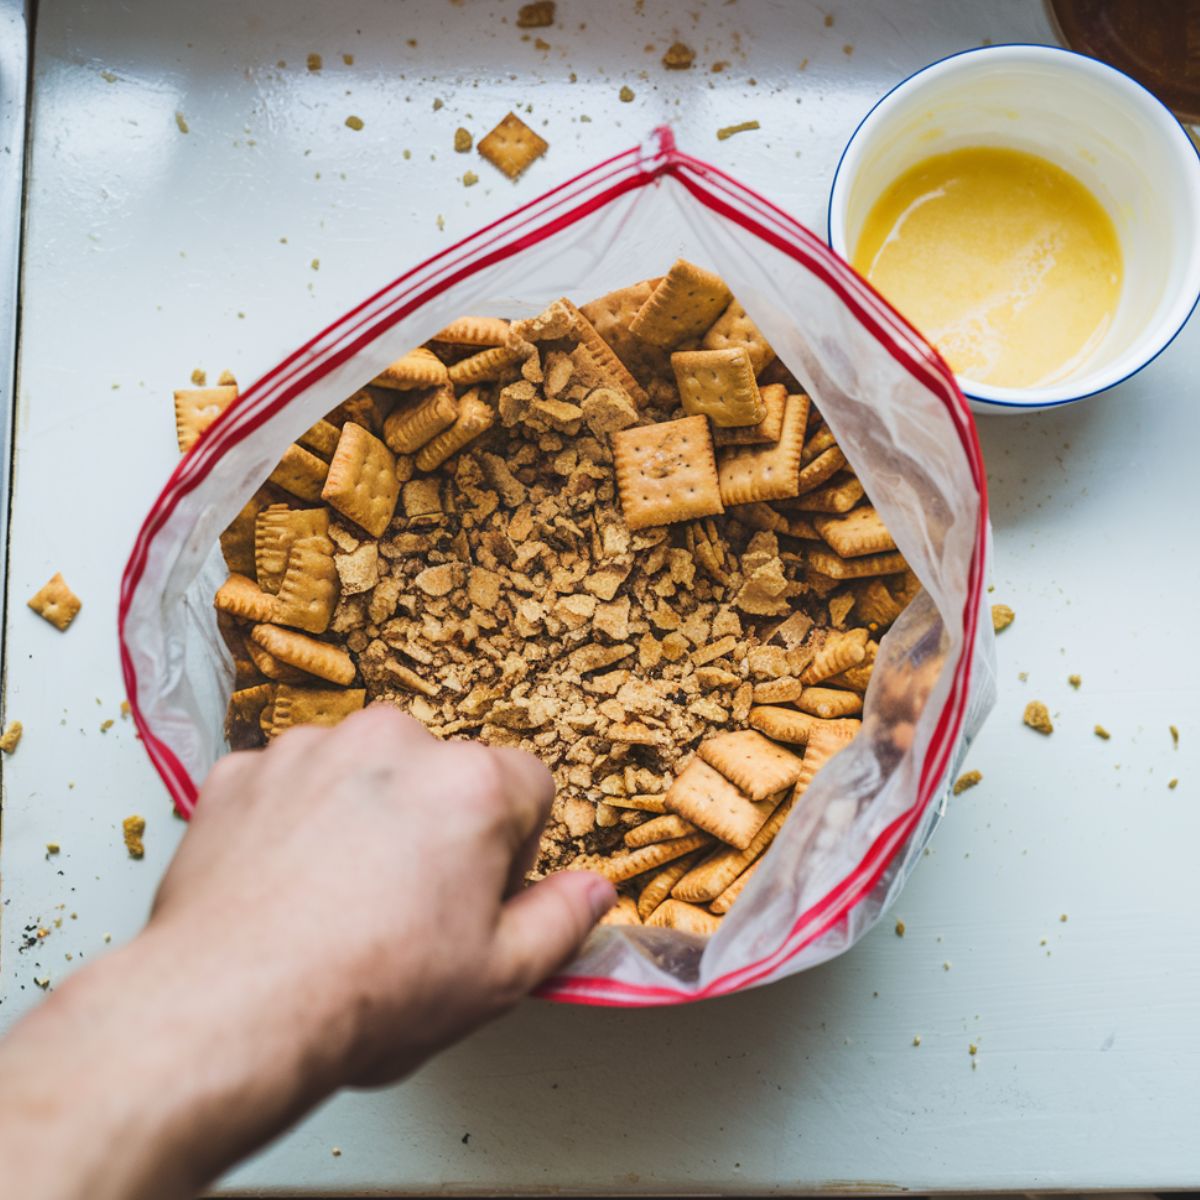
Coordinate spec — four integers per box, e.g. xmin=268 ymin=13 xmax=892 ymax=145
xmin=119 ymin=130 xmax=995 ymax=1006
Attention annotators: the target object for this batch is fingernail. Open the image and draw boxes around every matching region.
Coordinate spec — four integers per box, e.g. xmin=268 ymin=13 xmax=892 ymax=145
xmin=585 ymin=875 xmax=617 ymax=920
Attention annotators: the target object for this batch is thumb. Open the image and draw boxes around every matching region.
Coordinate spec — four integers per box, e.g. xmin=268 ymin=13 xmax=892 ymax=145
xmin=492 ymin=871 xmax=616 ymax=998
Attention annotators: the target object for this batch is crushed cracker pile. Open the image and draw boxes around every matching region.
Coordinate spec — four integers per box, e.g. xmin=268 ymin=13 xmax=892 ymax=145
xmin=186 ymin=261 xmax=928 ymax=933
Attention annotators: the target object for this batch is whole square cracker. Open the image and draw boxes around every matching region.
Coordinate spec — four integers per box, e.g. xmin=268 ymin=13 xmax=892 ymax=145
xmin=611 ymin=414 xmax=724 ymax=531
xmin=628 ymin=259 xmax=732 ymax=348
xmin=697 ymin=729 xmax=806 ymax=799
xmin=174 ymin=385 xmax=238 ymax=453
xmin=255 ymin=505 xmax=330 ymax=593
xmin=672 ymin=347 xmax=764 ymax=427
xmin=269 ymin=443 xmax=329 ymax=502
xmin=579 ymin=278 xmax=668 ymax=382
xmin=273 ymin=536 xmax=339 ymax=635
xmin=321 ymin=421 xmax=400 ymax=538
xmin=383 ymin=385 xmax=459 ymax=454
xmin=716 ymin=392 xmax=810 ymax=506
xmin=663 ymin=757 xmax=776 ymax=849
xmin=249 ymin=624 xmax=357 ymax=686
xmin=27 ymin=572 xmax=82 ymax=631
xmin=477 ymin=111 xmax=549 ymax=179
xmin=269 ymin=684 xmax=366 ymax=736
xmin=701 ymin=298 xmax=775 ymax=373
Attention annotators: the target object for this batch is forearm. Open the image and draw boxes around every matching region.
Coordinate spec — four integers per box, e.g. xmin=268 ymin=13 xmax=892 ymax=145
xmin=0 ymin=921 xmax=345 ymax=1200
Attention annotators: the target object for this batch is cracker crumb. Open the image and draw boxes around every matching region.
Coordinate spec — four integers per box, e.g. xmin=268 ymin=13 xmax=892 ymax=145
xmin=1023 ymin=700 xmax=1053 ymax=735
xmin=1068 ymin=674 xmax=1081 ymax=689
xmin=311 ymin=258 xmax=320 ymax=270
xmin=619 ymin=85 xmax=635 ymax=102
xmin=662 ymin=41 xmax=695 ymax=69
xmin=463 ymin=171 xmax=479 ymax=187
xmin=894 ymin=919 xmax=905 ymax=937
xmin=174 ymin=111 xmax=189 ymax=134
xmin=122 ymin=815 xmax=146 ymax=859
xmin=534 ymin=37 xmax=551 ymax=50
xmin=943 ymin=961 xmax=952 ymax=971
xmin=912 ymin=1034 xmax=921 ymax=1046
xmin=824 ymin=12 xmax=834 ymax=25
xmin=1170 ymin=724 xmax=1179 ymax=747
xmin=121 ymin=700 xmax=131 ymax=719
xmin=0 ymin=721 xmax=22 ymax=753
xmin=1094 ymin=724 xmax=1111 ymax=740
xmin=46 ymin=842 xmax=60 ymax=855
xmin=952 ymin=769 xmax=982 ymax=795
xmin=716 ymin=120 xmax=760 ymax=140
xmin=34 ymin=976 xmax=49 ymax=990
xmin=1169 ymin=778 xmax=1179 ymax=790
xmin=454 ymin=127 xmax=474 ymax=152
xmin=991 ymin=603 xmax=1014 ymax=632
xmin=516 ymin=0 xmax=555 ymax=27
xmin=433 ymin=98 xmax=444 ymax=111
xmin=968 ymin=1043 xmax=977 ymax=1056
xmin=190 ymin=368 xmax=207 ymax=386
xmin=345 ymin=115 xmax=364 ymax=131
xmin=1017 ymin=671 xmax=1028 ymax=682
xmin=307 ymin=52 xmax=322 ymax=71
xmin=331 ymin=1147 xmax=343 ymax=1158
xmin=342 ymin=53 xmax=354 ymax=65
xmin=1060 ymin=913 xmax=1068 ymax=922
xmin=99 ymin=719 xmax=114 ymax=733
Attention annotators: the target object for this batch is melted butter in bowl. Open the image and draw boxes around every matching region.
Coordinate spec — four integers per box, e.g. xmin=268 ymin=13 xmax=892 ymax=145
xmin=853 ymin=147 xmax=1123 ymax=390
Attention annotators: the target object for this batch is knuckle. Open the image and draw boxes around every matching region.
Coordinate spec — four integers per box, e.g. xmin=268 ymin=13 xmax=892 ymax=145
xmin=451 ymin=742 xmax=506 ymax=804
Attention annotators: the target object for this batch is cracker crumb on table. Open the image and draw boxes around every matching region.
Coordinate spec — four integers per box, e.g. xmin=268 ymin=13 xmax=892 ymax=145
xmin=662 ymin=41 xmax=695 ymax=69
xmin=1023 ymin=700 xmax=1053 ymax=735
xmin=716 ymin=120 xmax=761 ymax=140
xmin=1094 ymin=724 xmax=1111 ymax=740
xmin=0 ymin=720 xmax=22 ymax=754
xmin=122 ymin=815 xmax=146 ymax=860
xmin=952 ymin=769 xmax=982 ymax=795
xmin=206 ymin=260 xmax=930 ymax=930
xmin=991 ymin=603 xmax=1014 ymax=632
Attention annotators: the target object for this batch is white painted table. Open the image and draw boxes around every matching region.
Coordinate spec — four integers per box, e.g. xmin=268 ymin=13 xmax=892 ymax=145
xmin=3 ymin=0 xmax=1198 ymax=1192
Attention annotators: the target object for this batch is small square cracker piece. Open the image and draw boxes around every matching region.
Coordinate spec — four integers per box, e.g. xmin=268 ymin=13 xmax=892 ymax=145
xmin=174 ymin=385 xmax=237 ymax=453
xmin=814 ymin=505 xmax=897 ymax=558
xmin=27 ymin=572 xmax=82 ymax=631
xmin=321 ymin=422 xmax=400 ymax=537
xmin=628 ymin=259 xmax=732 ymax=348
xmin=701 ymin=299 xmax=775 ymax=373
xmin=697 ymin=729 xmax=805 ymax=799
xmin=717 ymin=392 xmax=809 ymax=506
xmin=664 ymin=757 xmax=776 ymax=850
xmin=672 ymin=347 xmax=764 ymax=428
xmin=612 ymin=414 xmax=724 ymax=531
xmin=477 ymin=111 xmax=549 ymax=180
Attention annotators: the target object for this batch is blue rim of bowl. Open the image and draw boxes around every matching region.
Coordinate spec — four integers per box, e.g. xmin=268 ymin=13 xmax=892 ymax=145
xmin=825 ymin=42 xmax=1200 ymax=410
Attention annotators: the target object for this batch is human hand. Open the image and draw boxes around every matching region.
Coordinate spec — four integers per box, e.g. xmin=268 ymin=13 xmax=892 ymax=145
xmin=150 ymin=705 xmax=616 ymax=1089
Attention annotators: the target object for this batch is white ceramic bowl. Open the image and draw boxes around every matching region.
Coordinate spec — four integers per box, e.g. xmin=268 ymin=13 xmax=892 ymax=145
xmin=828 ymin=44 xmax=1200 ymax=414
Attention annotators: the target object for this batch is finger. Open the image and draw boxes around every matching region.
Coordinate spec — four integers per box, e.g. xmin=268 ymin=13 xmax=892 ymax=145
xmin=491 ymin=870 xmax=616 ymax=1000
xmin=487 ymin=746 xmax=556 ymax=893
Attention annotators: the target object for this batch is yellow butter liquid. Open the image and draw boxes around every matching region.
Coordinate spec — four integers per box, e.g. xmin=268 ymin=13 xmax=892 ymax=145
xmin=853 ymin=147 xmax=1123 ymax=388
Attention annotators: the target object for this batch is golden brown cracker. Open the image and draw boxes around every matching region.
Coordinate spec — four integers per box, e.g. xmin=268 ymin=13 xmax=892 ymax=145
xmin=220 ymin=488 xmax=274 ymax=577
xmin=752 ymin=676 xmax=804 ymax=704
xmin=447 ymin=344 xmax=522 ymax=385
xmin=628 ymin=259 xmax=732 ymax=348
xmin=624 ymin=813 xmax=699 ymax=850
xmin=598 ymin=895 xmax=643 ymax=927
xmin=297 ymin=418 xmax=342 ymax=460
xmin=709 ymin=859 xmax=761 ymax=915
xmin=174 ymin=385 xmax=237 ymax=454
xmin=713 ymin=383 xmax=787 ymax=445
xmin=374 ymin=347 xmax=449 ymax=391
xmin=796 ymin=687 xmax=863 ymax=719
xmin=245 ymin=637 xmax=313 ymax=684
xmin=636 ymin=849 xmax=707 ymax=921
xmin=814 ymin=505 xmax=897 ymax=558
xmin=322 ymin=421 xmax=401 ymax=537
xmin=716 ymin=392 xmax=810 ymax=506
xmin=214 ymin=573 xmax=278 ymax=623
xmin=269 ymin=443 xmax=330 ymax=502
xmin=697 ymin=730 xmax=805 ymax=799
xmin=806 ymin=547 xmax=907 ymax=581
xmin=850 ymin=577 xmax=903 ymax=628
xmin=268 ymin=684 xmax=366 ymax=735
xmin=790 ymin=473 xmax=864 ymax=513
xmin=477 ymin=111 xmax=549 ymax=179
xmin=612 ymin=414 xmax=723 ymax=531
xmin=571 ymin=833 xmax=712 ymax=883
xmin=249 ymin=624 xmax=357 ymax=686
xmin=794 ymin=722 xmax=858 ymax=794
xmin=795 ymin=446 xmax=847 ymax=494
xmin=559 ymin=298 xmax=648 ymax=406
xmin=701 ymin=298 xmax=775 ymax=373
xmin=644 ymin=898 xmax=722 ymax=936
xmin=747 ymin=706 xmax=861 ymax=746
xmin=432 ymin=316 xmax=510 ymax=346
xmin=255 ymin=505 xmax=330 ymax=594
xmin=602 ymin=794 xmax=669 ymax=814
xmin=383 ymin=385 xmax=459 ymax=454
xmin=672 ymin=790 xmax=792 ymax=903
xmin=579 ymin=278 xmax=667 ymax=381
xmin=326 ymin=388 xmax=392 ymax=434
xmin=273 ymin=536 xmax=338 ymax=634
xmin=27 ymin=573 xmax=82 ymax=631
xmin=414 ymin=389 xmax=495 ymax=471
xmin=663 ymin=757 xmax=776 ymax=849
xmin=800 ymin=426 xmax=837 ymax=467
xmin=801 ymin=627 xmax=869 ymax=685
xmin=672 ymin=347 xmax=764 ymax=427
